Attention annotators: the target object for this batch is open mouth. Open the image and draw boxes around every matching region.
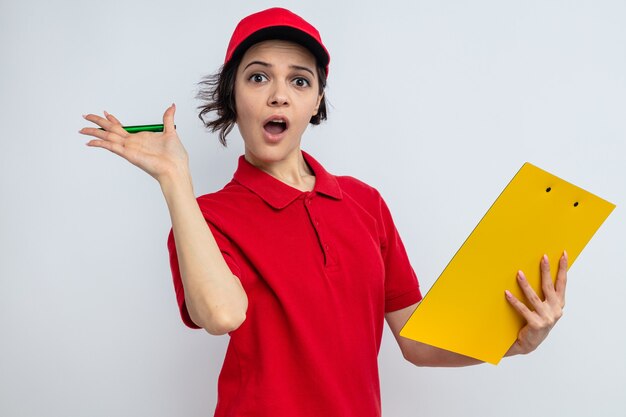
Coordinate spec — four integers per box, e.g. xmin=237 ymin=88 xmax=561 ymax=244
xmin=263 ymin=119 xmax=288 ymax=135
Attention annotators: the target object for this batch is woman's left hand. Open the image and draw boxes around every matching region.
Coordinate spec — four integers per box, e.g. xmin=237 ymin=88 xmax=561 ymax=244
xmin=505 ymin=252 xmax=568 ymax=356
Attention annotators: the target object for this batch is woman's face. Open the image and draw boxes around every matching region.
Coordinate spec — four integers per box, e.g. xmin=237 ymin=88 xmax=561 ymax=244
xmin=234 ymin=39 xmax=323 ymax=165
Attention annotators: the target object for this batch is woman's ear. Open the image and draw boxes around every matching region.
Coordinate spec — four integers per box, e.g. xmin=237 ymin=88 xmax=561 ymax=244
xmin=313 ymin=93 xmax=324 ymax=116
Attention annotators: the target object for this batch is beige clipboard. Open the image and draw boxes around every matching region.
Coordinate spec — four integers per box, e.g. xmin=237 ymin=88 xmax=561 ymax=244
xmin=399 ymin=163 xmax=615 ymax=364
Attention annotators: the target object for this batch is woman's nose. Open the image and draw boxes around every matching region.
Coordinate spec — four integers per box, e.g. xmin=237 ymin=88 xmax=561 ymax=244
xmin=267 ymin=83 xmax=289 ymax=107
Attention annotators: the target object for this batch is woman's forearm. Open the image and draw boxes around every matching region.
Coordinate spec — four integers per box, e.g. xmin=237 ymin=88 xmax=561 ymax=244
xmin=160 ymin=168 xmax=248 ymax=335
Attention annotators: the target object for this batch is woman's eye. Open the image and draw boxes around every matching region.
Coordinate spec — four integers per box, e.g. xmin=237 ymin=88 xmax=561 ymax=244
xmin=293 ymin=77 xmax=310 ymax=88
xmin=249 ymin=74 xmax=268 ymax=83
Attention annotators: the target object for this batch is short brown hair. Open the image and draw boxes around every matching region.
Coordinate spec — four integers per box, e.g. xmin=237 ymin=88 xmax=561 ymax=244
xmin=197 ymin=54 xmax=328 ymax=146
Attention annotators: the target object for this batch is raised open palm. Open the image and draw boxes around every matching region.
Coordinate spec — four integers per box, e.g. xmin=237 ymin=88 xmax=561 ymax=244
xmin=79 ymin=104 xmax=189 ymax=182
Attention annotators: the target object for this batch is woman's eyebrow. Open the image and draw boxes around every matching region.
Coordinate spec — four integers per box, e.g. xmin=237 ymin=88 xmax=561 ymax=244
xmin=243 ymin=61 xmax=315 ymax=77
xmin=290 ymin=65 xmax=315 ymax=77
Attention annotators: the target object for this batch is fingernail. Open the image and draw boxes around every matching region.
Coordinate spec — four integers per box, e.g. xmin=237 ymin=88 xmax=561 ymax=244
xmin=543 ymin=254 xmax=548 ymax=262
xmin=104 ymin=110 xmax=109 ymax=116
xmin=563 ymin=250 xmax=568 ymax=259
xmin=82 ymin=114 xmax=87 ymax=119
xmin=505 ymin=290 xmax=513 ymax=299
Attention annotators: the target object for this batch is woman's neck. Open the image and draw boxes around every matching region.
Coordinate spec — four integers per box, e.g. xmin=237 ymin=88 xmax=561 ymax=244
xmin=244 ymin=148 xmax=316 ymax=192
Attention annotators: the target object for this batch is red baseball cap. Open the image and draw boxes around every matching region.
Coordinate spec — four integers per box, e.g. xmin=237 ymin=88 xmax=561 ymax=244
xmin=224 ymin=7 xmax=330 ymax=76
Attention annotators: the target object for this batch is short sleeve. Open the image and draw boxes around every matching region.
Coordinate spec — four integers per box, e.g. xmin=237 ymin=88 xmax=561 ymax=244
xmin=377 ymin=194 xmax=423 ymax=312
xmin=166 ymin=219 xmax=243 ymax=329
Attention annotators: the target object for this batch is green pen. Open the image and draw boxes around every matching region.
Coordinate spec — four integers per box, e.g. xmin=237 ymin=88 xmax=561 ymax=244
xmin=97 ymin=124 xmax=175 ymax=133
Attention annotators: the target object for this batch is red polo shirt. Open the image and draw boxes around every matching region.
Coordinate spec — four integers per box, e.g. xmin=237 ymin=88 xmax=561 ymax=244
xmin=167 ymin=151 xmax=421 ymax=417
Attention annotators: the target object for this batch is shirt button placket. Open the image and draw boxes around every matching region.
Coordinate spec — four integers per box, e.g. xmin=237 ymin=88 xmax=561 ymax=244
xmin=305 ymin=196 xmax=329 ymax=265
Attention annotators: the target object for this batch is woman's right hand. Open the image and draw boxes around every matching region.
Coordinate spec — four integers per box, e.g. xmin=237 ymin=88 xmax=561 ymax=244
xmin=79 ymin=103 xmax=189 ymax=184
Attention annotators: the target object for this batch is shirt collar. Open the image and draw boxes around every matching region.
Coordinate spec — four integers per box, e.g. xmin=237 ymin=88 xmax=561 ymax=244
xmin=233 ymin=150 xmax=343 ymax=210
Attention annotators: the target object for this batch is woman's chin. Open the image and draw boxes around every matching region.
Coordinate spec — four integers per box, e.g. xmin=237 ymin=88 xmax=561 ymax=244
xmin=244 ymin=141 xmax=302 ymax=166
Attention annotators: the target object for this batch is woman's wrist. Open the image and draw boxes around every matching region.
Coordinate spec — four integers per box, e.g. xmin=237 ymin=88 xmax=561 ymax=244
xmin=159 ymin=165 xmax=194 ymax=198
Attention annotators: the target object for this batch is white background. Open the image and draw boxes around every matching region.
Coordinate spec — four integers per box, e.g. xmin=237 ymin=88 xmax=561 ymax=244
xmin=1 ymin=0 xmax=624 ymax=416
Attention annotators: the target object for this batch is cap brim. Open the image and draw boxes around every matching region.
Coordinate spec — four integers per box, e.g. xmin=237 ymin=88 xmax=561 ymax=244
xmin=230 ymin=26 xmax=329 ymax=72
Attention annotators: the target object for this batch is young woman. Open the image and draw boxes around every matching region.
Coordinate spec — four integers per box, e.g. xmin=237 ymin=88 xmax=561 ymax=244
xmin=79 ymin=7 xmax=567 ymax=417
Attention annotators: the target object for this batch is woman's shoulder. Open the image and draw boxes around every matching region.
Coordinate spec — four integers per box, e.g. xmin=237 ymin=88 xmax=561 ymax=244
xmin=335 ymin=175 xmax=383 ymax=202
xmin=194 ymin=180 xmax=254 ymax=220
